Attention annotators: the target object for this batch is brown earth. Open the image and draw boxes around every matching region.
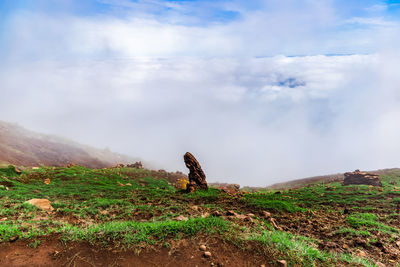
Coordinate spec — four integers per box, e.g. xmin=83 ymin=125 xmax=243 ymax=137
xmin=0 ymin=235 xmax=274 ymax=267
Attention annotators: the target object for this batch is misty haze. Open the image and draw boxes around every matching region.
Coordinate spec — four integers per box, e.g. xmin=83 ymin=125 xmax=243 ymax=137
xmin=1 ymin=1 xmax=400 ymax=266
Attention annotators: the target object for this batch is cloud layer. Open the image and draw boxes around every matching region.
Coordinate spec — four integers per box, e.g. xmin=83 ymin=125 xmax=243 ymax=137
xmin=1 ymin=1 xmax=400 ymax=186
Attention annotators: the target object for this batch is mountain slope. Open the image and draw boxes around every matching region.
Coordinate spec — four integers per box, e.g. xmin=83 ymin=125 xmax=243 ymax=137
xmin=0 ymin=121 xmax=136 ymax=168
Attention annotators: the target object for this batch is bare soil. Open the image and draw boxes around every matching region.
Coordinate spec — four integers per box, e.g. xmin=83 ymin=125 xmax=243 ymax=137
xmin=0 ymin=235 xmax=273 ymax=267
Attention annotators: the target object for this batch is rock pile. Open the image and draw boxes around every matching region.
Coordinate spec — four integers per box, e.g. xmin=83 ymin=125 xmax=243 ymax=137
xmin=184 ymin=152 xmax=208 ymax=192
xmin=127 ymin=161 xmax=143 ymax=169
xmin=343 ymin=169 xmax=382 ymax=186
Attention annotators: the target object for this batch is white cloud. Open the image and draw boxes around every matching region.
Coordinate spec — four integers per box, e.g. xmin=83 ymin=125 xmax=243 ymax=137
xmin=3 ymin=53 xmax=400 ymax=186
xmin=1 ymin=2 xmax=400 ymax=186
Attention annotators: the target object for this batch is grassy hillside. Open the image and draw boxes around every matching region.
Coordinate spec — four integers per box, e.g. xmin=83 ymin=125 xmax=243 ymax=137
xmin=1 ymin=165 xmax=399 ymax=266
xmin=0 ymin=121 xmax=137 ymax=168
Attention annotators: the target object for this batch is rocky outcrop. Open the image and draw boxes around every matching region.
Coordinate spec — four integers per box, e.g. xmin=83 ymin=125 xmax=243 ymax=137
xmin=184 ymin=152 xmax=208 ymax=192
xmin=343 ymin=169 xmax=382 ymax=186
xmin=127 ymin=161 xmax=143 ymax=169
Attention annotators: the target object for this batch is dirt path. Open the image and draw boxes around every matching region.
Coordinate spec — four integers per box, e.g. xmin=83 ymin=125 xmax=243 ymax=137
xmin=0 ymin=235 xmax=272 ymax=267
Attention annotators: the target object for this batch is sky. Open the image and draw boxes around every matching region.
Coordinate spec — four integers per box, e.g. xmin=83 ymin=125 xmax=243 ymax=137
xmin=1 ymin=0 xmax=400 ymax=186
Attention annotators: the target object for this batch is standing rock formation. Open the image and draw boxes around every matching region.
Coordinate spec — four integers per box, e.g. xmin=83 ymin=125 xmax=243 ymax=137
xmin=343 ymin=169 xmax=382 ymax=186
xmin=184 ymin=152 xmax=208 ymax=192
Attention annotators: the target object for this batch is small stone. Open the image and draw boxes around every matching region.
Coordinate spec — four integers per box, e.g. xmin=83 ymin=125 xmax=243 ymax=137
xmin=201 ymin=212 xmax=210 ymax=218
xmin=376 ymin=262 xmax=386 ymax=267
xmin=277 ymin=260 xmax=287 ymax=267
xmin=25 ymin=199 xmax=54 ymax=212
xmin=212 ymin=211 xmax=222 ymax=217
xmin=117 ymin=182 xmax=124 ymax=187
xmin=396 ymin=241 xmax=400 ymax=247
xmin=176 ymin=215 xmax=188 ymax=221
xmin=226 ymin=210 xmax=237 ymax=216
xmin=203 ymin=251 xmax=212 ymax=258
xmin=235 ymin=214 xmax=247 ymax=220
xmin=126 ymin=183 xmax=132 ymax=186
xmin=191 ymin=205 xmax=199 ymax=211
xmin=199 ymin=245 xmax=207 ymax=251
xmin=9 ymin=235 xmax=19 ymax=242
xmin=356 ymin=249 xmax=367 ymax=257
xmin=262 ymin=211 xmax=271 ymax=218
xmin=247 ymin=213 xmax=255 ymax=217
xmin=44 ymin=178 xmax=51 ymax=185
xmin=245 ymin=216 xmax=254 ymax=223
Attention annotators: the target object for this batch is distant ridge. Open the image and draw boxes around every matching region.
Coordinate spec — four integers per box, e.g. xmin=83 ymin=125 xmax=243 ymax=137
xmin=265 ymin=168 xmax=400 ymax=190
xmin=0 ymin=120 xmax=137 ymax=168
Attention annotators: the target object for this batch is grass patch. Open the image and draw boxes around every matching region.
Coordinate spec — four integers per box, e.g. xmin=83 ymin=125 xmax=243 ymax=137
xmin=347 ymin=213 xmax=398 ymax=235
xmin=60 ymin=217 xmax=229 ymax=246
xmin=334 ymin=227 xmax=371 ymax=237
xmin=243 ymin=193 xmax=305 ymax=212
xmin=249 ymin=230 xmax=375 ymax=267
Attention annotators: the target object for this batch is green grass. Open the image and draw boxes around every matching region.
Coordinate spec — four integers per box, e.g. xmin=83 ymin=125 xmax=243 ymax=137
xmin=183 ymin=188 xmax=221 ymax=200
xmin=2 ymin=165 xmax=400 ymax=265
xmin=243 ymin=192 xmax=306 ymax=212
xmin=334 ymin=227 xmax=371 ymax=237
xmin=0 ymin=165 xmax=21 ymax=177
xmin=346 ymin=213 xmax=398 ymax=235
xmin=60 ymin=217 xmax=229 ymax=246
xmin=249 ymin=230 xmax=376 ymax=267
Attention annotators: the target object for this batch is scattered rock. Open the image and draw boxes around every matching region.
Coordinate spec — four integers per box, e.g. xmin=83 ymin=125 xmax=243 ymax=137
xmin=277 ymin=260 xmax=287 ymax=267
xmin=184 ymin=152 xmax=208 ymax=192
xmin=126 ymin=162 xmax=143 ymax=169
xmin=245 ymin=216 xmax=254 ymax=223
xmin=235 ymin=214 xmax=247 ymax=220
xmin=32 ymin=167 xmax=40 ymax=170
xmin=376 ymin=262 xmax=386 ymax=267
xmin=226 ymin=210 xmax=237 ymax=216
xmin=125 ymin=183 xmax=132 ymax=186
xmin=201 ymin=212 xmax=210 ymax=218
xmin=14 ymin=167 xmax=22 ymax=175
xmin=175 ymin=215 xmax=188 ymax=221
xmin=203 ymin=251 xmax=212 ymax=258
xmin=191 ymin=205 xmax=199 ymax=211
xmin=199 ymin=245 xmax=207 ymax=251
xmin=270 ymin=217 xmax=282 ymax=230
xmin=115 ymin=164 xmax=125 ymax=168
xmin=356 ymin=249 xmax=367 ymax=257
xmin=9 ymin=236 xmax=19 ymax=242
xmin=25 ymin=199 xmax=54 ymax=212
xmin=117 ymin=182 xmax=124 ymax=187
xmin=343 ymin=169 xmax=382 ymax=186
xmin=44 ymin=178 xmax=51 ymax=185
xmin=247 ymin=213 xmax=255 ymax=217
xmin=262 ymin=211 xmax=271 ymax=218
xmin=212 ymin=211 xmax=222 ymax=217
xmin=396 ymin=241 xmax=400 ymax=248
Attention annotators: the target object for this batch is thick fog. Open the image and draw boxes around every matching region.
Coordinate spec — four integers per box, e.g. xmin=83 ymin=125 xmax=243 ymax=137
xmin=1 ymin=1 xmax=400 ymax=186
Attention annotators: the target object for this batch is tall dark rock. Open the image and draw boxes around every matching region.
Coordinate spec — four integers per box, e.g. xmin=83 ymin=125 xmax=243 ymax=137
xmin=184 ymin=152 xmax=208 ymax=192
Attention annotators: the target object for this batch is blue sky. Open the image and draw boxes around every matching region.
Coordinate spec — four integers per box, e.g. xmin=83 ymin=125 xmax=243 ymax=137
xmin=1 ymin=0 xmax=400 ymax=57
xmin=1 ymin=1 xmax=400 ymax=185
